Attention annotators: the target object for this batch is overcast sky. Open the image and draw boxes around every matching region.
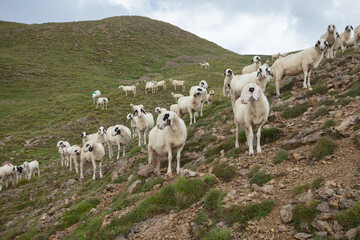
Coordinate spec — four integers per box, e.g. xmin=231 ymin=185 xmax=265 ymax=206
xmin=1 ymin=0 xmax=359 ymax=54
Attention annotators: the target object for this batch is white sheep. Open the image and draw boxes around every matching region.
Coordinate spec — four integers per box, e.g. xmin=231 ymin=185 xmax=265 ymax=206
xmin=170 ymin=104 xmax=180 ymax=116
xmin=62 ymin=147 xmax=72 ymax=168
xmin=206 ymin=90 xmax=215 ymax=105
xmin=169 ymin=78 xmax=185 ymax=91
xmin=321 ymin=24 xmax=337 ymax=58
xmin=171 ymin=92 xmax=184 ymax=103
xmin=271 ymin=39 xmax=328 ymax=97
xmin=0 ymin=163 xmax=16 ymax=191
xmin=199 ymin=61 xmax=210 ymax=69
xmin=199 ymin=80 xmax=209 ymax=89
xmin=96 ymin=97 xmax=108 ymax=109
xmin=223 ymin=68 xmax=238 ymax=97
xmin=339 ymin=25 xmax=353 ymax=51
xmin=107 ymin=125 xmax=132 ymax=159
xmin=145 ymin=81 xmax=157 ymax=94
xmin=57 ymin=141 xmax=71 ymax=166
xmin=23 ymin=160 xmax=40 ymax=180
xmin=233 ymin=83 xmax=269 ymax=155
xmin=69 ymin=145 xmax=81 ymax=174
xmin=333 ymin=32 xmax=341 ymax=55
xmin=80 ymin=141 xmax=105 ymax=180
xmin=148 ymin=111 xmax=187 ymax=175
xmin=155 ymin=107 xmax=167 ymax=115
xmin=230 ymin=64 xmax=272 ymax=108
xmin=132 ymin=105 xmax=154 ymax=146
xmin=156 ymin=80 xmax=167 ymax=91
xmin=92 ymin=90 xmax=101 ymax=104
xmin=242 ymin=56 xmax=261 ymax=74
xmin=354 ymin=25 xmax=360 ymax=49
xmin=130 ymin=103 xmax=144 ymax=111
xmin=189 ymin=86 xmax=208 ymax=117
xmin=127 ymin=114 xmax=138 ymax=138
xmin=119 ymin=85 xmax=136 ymax=97
xmin=177 ymin=87 xmax=204 ymax=125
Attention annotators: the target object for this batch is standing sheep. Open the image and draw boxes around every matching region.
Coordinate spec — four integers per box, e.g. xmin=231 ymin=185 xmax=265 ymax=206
xmin=0 ymin=163 xmax=16 ymax=191
xmin=223 ymin=68 xmax=239 ymax=97
xmin=354 ymin=25 xmax=360 ymax=50
xmin=169 ymin=78 xmax=185 ymax=91
xmin=69 ymin=145 xmax=81 ymax=174
xmin=156 ymin=80 xmax=167 ymax=91
xmin=148 ymin=111 xmax=187 ymax=176
xmin=92 ymin=90 xmax=101 ymax=104
xmin=242 ymin=56 xmax=261 ymax=74
xmin=96 ymin=97 xmax=108 ymax=109
xmin=206 ymin=90 xmax=215 ymax=105
xmin=233 ymin=83 xmax=269 ymax=155
xmin=170 ymin=104 xmax=180 ymax=116
xmin=57 ymin=141 xmax=71 ymax=166
xmin=145 ymin=81 xmax=157 ymax=94
xmin=171 ymin=92 xmax=184 ymax=103
xmin=127 ymin=114 xmax=138 ymax=138
xmin=133 ymin=105 xmax=154 ymax=146
xmin=80 ymin=141 xmax=105 ymax=180
xmin=23 ymin=160 xmax=40 ymax=180
xmin=119 ymin=85 xmax=136 ymax=97
xmin=107 ymin=125 xmax=132 ymax=159
xmin=271 ymin=39 xmax=328 ymax=97
xmin=199 ymin=80 xmax=209 ymax=89
xmin=177 ymin=87 xmax=203 ymax=125
xmin=339 ymin=25 xmax=353 ymax=51
xmin=155 ymin=107 xmax=167 ymax=115
xmin=189 ymin=86 xmax=208 ymax=117
xmin=321 ymin=24 xmax=337 ymax=58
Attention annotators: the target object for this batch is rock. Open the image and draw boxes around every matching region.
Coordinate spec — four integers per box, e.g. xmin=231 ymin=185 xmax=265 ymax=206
xmin=316 ymin=220 xmax=333 ymax=233
xmin=66 ymin=179 xmax=76 ymax=186
xmin=194 ymin=128 xmax=205 ymax=140
xmin=333 ymin=220 xmax=343 ymax=232
xmin=181 ymin=169 xmax=198 ymax=177
xmin=280 ymin=204 xmax=293 ymax=223
xmin=164 ymin=172 xmax=174 ymax=181
xmin=293 ymin=153 xmax=305 ymax=161
xmin=353 ymin=132 xmax=360 ymax=148
xmin=111 ymin=171 xmax=119 ymax=181
xmin=316 ymin=212 xmax=333 ymax=220
xmin=260 ymin=184 xmax=275 ymax=194
xmin=345 ymin=228 xmax=358 ymax=239
xmin=316 ymin=202 xmax=330 ymax=212
xmin=300 ymin=222 xmax=311 ymax=233
xmin=294 ymin=232 xmax=312 ymax=240
xmin=336 ymin=115 xmax=360 ymax=136
xmin=106 ymin=184 xmax=116 ymax=191
xmin=315 ymin=231 xmax=328 ymax=237
xmin=220 ymin=150 xmax=225 ymax=158
xmin=137 ymin=165 xmax=153 ymax=177
xmin=127 ymin=180 xmax=142 ymax=194
xmin=298 ymin=192 xmax=314 ymax=206
xmin=325 ymin=187 xmax=335 ymax=197
xmin=329 ymin=197 xmax=339 ymax=209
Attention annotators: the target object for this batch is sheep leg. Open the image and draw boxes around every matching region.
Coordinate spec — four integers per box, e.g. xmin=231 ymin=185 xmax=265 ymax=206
xmin=144 ymin=130 xmax=147 ymax=145
xmin=0 ymin=179 xmax=2 ymax=191
xmin=91 ymin=158 xmax=97 ymax=180
xmin=174 ymin=85 xmax=176 ymax=90
xmin=96 ymin=102 xmax=98 ymax=109
xmin=193 ymin=109 xmax=197 ymax=123
xmin=126 ymin=92 xmax=128 ymax=96
xmin=123 ymin=146 xmax=126 ymax=157
xmin=138 ymin=130 xmax=142 ymax=146
xmin=117 ymin=144 xmax=120 ymax=160
xmin=74 ymin=158 xmax=79 ymax=174
xmin=247 ymin=127 xmax=254 ymax=155
xmin=189 ymin=109 xmax=193 ymax=125
xmin=200 ymin=102 xmax=204 ymax=117
xmin=80 ymin=160 xmax=84 ymax=179
xmin=108 ymin=143 xmax=113 ymax=159
xmin=167 ymin=149 xmax=173 ymax=174
xmin=37 ymin=167 xmax=40 ymax=176
xmin=303 ymin=70 xmax=308 ymax=88
xmin=69 ymin=156 xmax=73 ymax=171
xmin=176 ymin=146 xmax=184 ymax=174
xmin=61 ymin=154 xmax=64 ymax=167
xmin=6 ymin=178 xmax=8 ymax=188
xmin=235 ymin=121 xmax=240 ymax=149
xmin=256 ymin=126 xmax=262 ymax=153
xmin=99 ymin=160 xmax=103 ymax=178
xmin=307 ymin=69 xmax=312 ymax=87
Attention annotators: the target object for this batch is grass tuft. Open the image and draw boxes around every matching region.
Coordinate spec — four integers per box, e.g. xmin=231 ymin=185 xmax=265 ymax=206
xmin=309 ymin=137 xmax=337 ymax=161
xmin=282 ymin=103 xmax=309 ymax=119
xmin=213 ymin=162 xmax=236 ymax=182
xmin=273 ymin=149 xmax=289 ymax=164
xmin=248 ymin=165 xmax=273 ymax=187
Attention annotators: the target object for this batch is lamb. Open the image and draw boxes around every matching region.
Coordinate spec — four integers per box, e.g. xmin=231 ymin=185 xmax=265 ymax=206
xmin=189 ymin=86 xmax=208 ymax=117
xmin=92 ymin=90 xmax=101 ymax=104
xmin=126 ymin=114 xmax=138 ymax=138
xmin=69 ymin=145 xmax=81 ymax=174
xmin=206 ymin=90 xmax=215 ymax=105
xmin=321 ymin=24 xmax=337 ymax=58
xmin=107 ymin=125 xmax=132 ymax=159
xmin=339 ymin=25 xmax=353 ymax=51
xmin=57 ymin=141 xmax=71 ymax=166
xmin=15 ymin=164 xmax=26 ymax=182
xmin=132 ymin=105 xmax=154 ymax=146
xmin=148 ymin=111 xmax=187 ymax=176
xmin=0 ymin=163 xmax=16 ymax=191
xmin=199 ymin=80 xmax=209 ymax=89
xmin=177 ymin=87 xmax=204 ymax=125
xmin=242 ymin=56 xmax=261 ymax=74
xmin=354 ymin=25 xmax=360 ymax=49
xmin=96 ymin=97 xmax=108 ymax=109
xmin=145 ymin=81 xmax=157 ymax=94
xmin=233 ymin=83 xmax=269 ymax=155
xmin=23 ymin=160 xmax=40 ymax=180
xmin=62 ymin=147 xmax=72 ymax=168
xmin=119 ymin=85 xmax=136 ymax=97
xmin=155 ymin=107 xmax=167 ymax=115
xmin=80 ymin=141 xmax=105 ymax=180
xmin=230 ymin=64 xmax=272 ymax=108
xmin=171 ymin=92 xmax=184 ymax=103
xmin=271 ymin=39 xmax=328 ymax=97
xmin=169 ymin=78 xmax=185 ymax=91
xmin=156 ymin=80 xmax=167 ymax=91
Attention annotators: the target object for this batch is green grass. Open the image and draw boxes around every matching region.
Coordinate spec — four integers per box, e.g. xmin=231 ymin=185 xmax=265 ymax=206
xmin=194 ymin=209 xmax=209 ymax=225
xmin=309 ymin=137 xmax=337 ymax=161
xmin=310 ymin=106 xmax=328 ymax=120
xmin=322 ymin=120 xmax=336 ymax=129
xmin=345 ymin=80 xmax=360 ymax=97
xmin=320 ymin=99 xmax=335 ymax=106
xmin=312 ymin=177 xmax=324 ymax=189
xmin=294 ymin=184 xmax=310 ymax=195
xmin=248 ymin=165 xmax=273 ymax=187
xmin=282 ymin=103 xmax=309 ymax=119
xmin=207 ymin=228 xmax=231 ymax=240
xmin=204 ymin=188 xmax=226 ymax=219
xmin=133 ymin=177 xmax=164 ymax=194
xmin=305 ymin=84 xmax=328 ymax=97
xmin=261 ymin=127 xmax=282 ymax=144
xmin=274 ymin=149 xmax=288 ymax=164
xmin=335 ymin=201 xmax=360 ymax=231
xmin=213 ymin=162 xmax=236 ymax=182
xmin=291 ymin=201 xmax=320 ymax=232
xmin=336 ymin=97 xmax=352 ymax=106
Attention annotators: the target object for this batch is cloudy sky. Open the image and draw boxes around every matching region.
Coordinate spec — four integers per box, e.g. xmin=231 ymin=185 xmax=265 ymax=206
xmin=1 ymin=0 xmax=359 ymax=54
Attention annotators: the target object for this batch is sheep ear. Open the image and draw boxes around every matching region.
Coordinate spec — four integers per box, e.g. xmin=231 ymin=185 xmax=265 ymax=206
xmin=251 ymin=59 xmax=254 ymax=63
xmin=351 ymin=26 xmax=354 ymax=30
xmin=252 ymin=86 xmax=260 ymax=100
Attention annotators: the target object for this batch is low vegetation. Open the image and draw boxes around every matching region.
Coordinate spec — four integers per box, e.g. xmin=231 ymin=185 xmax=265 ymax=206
xmin=309 ymin=137 xmax=337 ymax=161
xmin=248 ymin=165 xmax=273 ymax=187
xmin=213 ymin=162 xmax=236 ymax=182
xmin=291 ymin=201 xmax=320 ymax=232
xmin=282 ymin=103 xmax=309 ymax=119
xmin=274 ymin=149 xmax=289 ymax=164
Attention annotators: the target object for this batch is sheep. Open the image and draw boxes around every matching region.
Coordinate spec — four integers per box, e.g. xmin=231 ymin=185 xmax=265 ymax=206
xmin=271 ymin=39 xmax=328 ymax=97
xmin=177 ymin=87 xmax=204 ymax=125
xmin=223 ymin=68 xmax=238 ymax=97
xmin=62 ymin=147 xmax=72 ymax=168
xmin=233 ymin=83 xmax=269 ymax=155
xmin=155 ymin=107 xmax=167 ymax=115
xmin=130 ymin=103 xmax=144 ymax=111
xmin=69 ymin=145 xmax=81 ymax=174
xmin=23 ymin=160 xmax=40 ymax=180
xmin=132 ymin=105 xmax=154 ymax=146
xmin=354 ymin=25 xmax=360 ymax=49
xmin=333 ymin=32 xmax=341 ymax=55
xmin=242 ymin=56 xmax=261 ymax=74
xmin=145 ymin=80 xmax=157 ymax=94
xmin=170 ymin=104 xmax=180 ymax=115
xmin=169 ymin=78 xmax=185 ymax=91
xmin=272 ymin=53 xmax=280 ymax=61
xmin=199 ymin=80 xmax=209 ymax=89
xmin=96 ymin=97 xmax=108 ymax=109
xmin=119 ymin=85 xmax=136 ymax=97
xmin=321 ymin=24 xmax=337 ymax=58
xmin=80 ymin=141 xmax=105 ymax=180
xmin=92 ymin=90 xmax=101 ymax=104
xmin=0 ymin=163 xmax=16 ymax=191
xmin=171 ymin=92 xmax=184 ymax=103
xmin=57 ymin=141 xmax=71 ymax=166
xmin=189 ymin=86 xmax=208 ymax=117
xmin=107 ymin=125 xmax=132 ymax=159
xmin=148 ymin=111 xmax=187 ymax=176
xmin=127 ymin=114 xmax=138 ymax=138
xmin=339 ymin=25 xmax=353 ymax=51
xmin=156 ymin=80 xmax=167 ymax=91
xmin=15 ymin=164 xmax=26 ymax=182
xmin=230 ymin=64 xmax=272 ymax=108
xmin=199 ymin=61 xmax=210 ymax=69
xmin=206 ymin=90 xmax=215 ymax=105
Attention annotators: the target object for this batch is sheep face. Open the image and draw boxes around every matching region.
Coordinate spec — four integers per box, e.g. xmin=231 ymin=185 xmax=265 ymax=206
xmin=83 ymin=142 xmax=94 ymax=153
xmin=133 ymin=106 xmax=147 ymax=118
xmin=224 ymin=69 xmax=233 ymax=76
xmin=345 ymin=25 xmax=353 ymax=32
xmin=251 ymin=56 xmax=261 ymax=63
xmin=57 ymin=141 xmax=64 ymax=148
xmin=209 ymin=90 xmax=215 ymax=95
xmin=17 ymin=165 xmax=23 ymax=173
xmin=315 ymin=39 xmax=328 ymax=50
xmin=240 ymin=83 xmax=260 ymax=104
xmin=98 ymin=126 xmax=106 ymax=136
xmin=156 ymin=111 xmax=174 ymax=130
xmin=81 ymin=132 xmax=88 ymax=139
xmin=169 ymin=78 xmax=173 ymax=82
xmin=257 ymin=64 xmax=272 ymax=78
xmin=118 ymin=85 xmax=123 ymax=89
xmin=126 ymin=114 xmax=133 ymax=120
xmin=155 ymin=107 xmax=161 ymax=114
xmin=112 ymin=126 xmax=122 ymax=137
xmin=199 ymin=80 xmax=208 ymax=89
xmin=23 ymin=161 xmax=29 ymax=169
xmin=328 ymin=24 xmax=336 ymax=33
xmin=73 ymin=146 xmax=81 ymax=155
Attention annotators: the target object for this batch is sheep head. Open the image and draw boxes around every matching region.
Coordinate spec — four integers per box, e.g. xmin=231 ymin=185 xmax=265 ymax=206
xmin=156 ymin=111 xmax=174 ymax=130
xmin=240 ymin=83 xmax=260 ymax=104
xmin=251 ymin=56 xmax=261 ymax=63
xmin=133 ymin=106 xmax=147 ymax=118
xmin=83 ymin=142 xmax=94 ymax=152
xmin=315 ymin=39 xmax=328 ymax=51
xmin=98 ymin=126 xmax=106 ymax=136
xmin=126 ymin=114 xmax=133 ymax=121
xmin=224 ymin=68 xmax=233 ymax=76
xmin=345 ymin=25 xmax=353 ymax=32
xmin=328 ymin=24 xmax=336 ymax=33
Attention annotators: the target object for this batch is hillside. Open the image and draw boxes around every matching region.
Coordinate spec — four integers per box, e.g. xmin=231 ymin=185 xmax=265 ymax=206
xmin=1 ymin=16 xmax=360 ymax=240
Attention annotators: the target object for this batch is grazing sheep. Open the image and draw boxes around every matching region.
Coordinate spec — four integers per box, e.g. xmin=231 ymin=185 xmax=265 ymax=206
xmin=171 ymin=92 xmax=184 ymax=103
xmin=69 ymin=145 xmax=81 ymax=174
xmin=169 ymin=78 xmax=185 ymax=91
xmin=145 ymin=80 xmax=157 ymax=94
xmin=155 ymin=107 xmax=167 ymax=115
xmin=148 ymin=111 xmax=187 ymax=175
xmin=0 ymin=163 xmax=16 ymax=191
xmin=177 ymin=87 xmax=203 ymax=125
xmin=233 ymin=83 xmax=269 ymax=155
xmin=92 ymin=90 xmax=101 ymax=104
xmin=96 ymin=97 xmax=108 ymax=109
xmin=23 ymin=160 xmax=40 ymax=180
xmin=170 ymin=104 xmax=180 ymax=115
xmin=321 ymin=24 xmax=337 ymax=58
xmin=80 ymin=141 xmax=105 ymax=180
xmin=199 ymin=80 xmax=209 ymax=89
xmin=242 ymin=56 xmax=261 ymax=74
xmin=354 ymin=25 xmax=360 ymax=49
xmin=57 ymin=141 xmax=71 ymax=166
xmin=339 ymin=25 xmax=353 ymax=51
xmin=127 ymin=114 xmax=138 ymax=138
xmin=119 ymin=85 xmax=136 ymax=97
xmin=189 ymin=86 xmax=208 ymax=117
xmin=271 ymin=39 xmax=328 ymax=97
xmin=156 ymin=80 xmax=166 ymax=91
xmin=133 ymin=105 xmax=155 ymax=146
xmin=206 ymin=90 xmax=215 ymax=105
xmin=230 ymin=64 xmax=272 ymax=108
xmin=107 ymin=125 xmax=132 ymax=159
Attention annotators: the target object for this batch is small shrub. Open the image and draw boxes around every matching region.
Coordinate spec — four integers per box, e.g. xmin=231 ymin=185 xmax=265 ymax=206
xmin=350 ymin=66 xmax=360 ymax=75
xmin=336 ymin=97 xmax=352 ymax=106
xmin=203 ymin=175 xmax=217 ymax=187
xmin=248 ymin=166 xmax=273 ymax=187
xmin=322 ymin=120 xmax=336 ymax=129
xmin=291 ymin=202 xmax=320 ymax=232
xmin=261 ymin=128 xmax=282 ymax=144
xmin=321 ymin=99 xmax=335 ymax=106
xmin=204 ymin=188 xmax=226 ymax=219
xmin=274 ymin=149 xmax=288 ymax=164
xmin=294 ymin=184 xmax=310 ymax=195
xmin=193 ymin=209 xmax=208 ymax=225
xmin=310 ymin=106 xmax=328 ymax=120
xmin=305 ymin=84 xmax=328 ymax=97
xmin=310 ymin=137 xmax=337 ymax=161
xmin=213 ymin=163 xmax=236 ymax=182
xmin=345 ymin=81 xmax=360 ymax=97
xmin=312 ymin=177 xmax=324 ymax=189
xmin=335 ymin=201 xmax=360 ymax=230
xmin=207 ymin=228 xmax=231 ymax=240
xmin=282 ymin=103 xmax=309 ymax=119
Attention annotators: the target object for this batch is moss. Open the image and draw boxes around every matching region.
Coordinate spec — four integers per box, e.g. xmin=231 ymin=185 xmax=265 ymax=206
xmin=213 ymin=163 xmax=236 ymax=182
xmin=273 ymin=149 xmax=288 ymax=164
xmin=282 ymin=103 xmax=309 ymax=119
xmin=310 ymin=137 xmax=337 ymax=161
